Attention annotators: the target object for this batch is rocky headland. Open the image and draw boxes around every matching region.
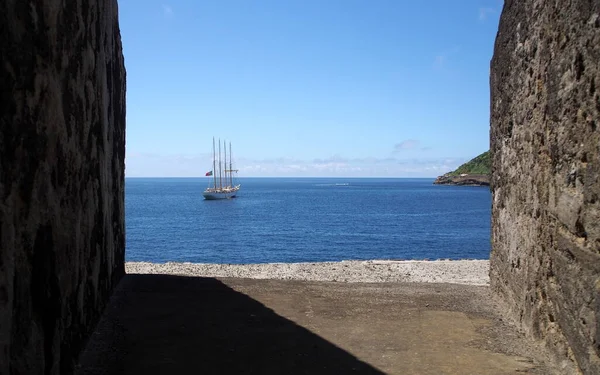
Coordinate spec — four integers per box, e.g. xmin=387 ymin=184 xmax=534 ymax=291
xmin=433 ymin=151 xmax=491 ymax=186
xmin=433 ymin=174 xmax=490 ymax=186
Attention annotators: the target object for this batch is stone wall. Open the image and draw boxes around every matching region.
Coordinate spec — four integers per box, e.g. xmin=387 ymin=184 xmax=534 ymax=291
xmin=0 ymin=1 xmax=126 ymax=374
xmin=490 ymin=0 xmax=600 ymax=373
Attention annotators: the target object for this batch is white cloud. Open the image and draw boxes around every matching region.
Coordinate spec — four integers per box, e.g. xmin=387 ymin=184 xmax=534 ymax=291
xmin=125 ymin=152 xmax=468 ymax=178
xmin=313 ymin=154 xmax=349 ymax=164
xmin=479 ymin=7 xmax=495 ymax=21
xmin=433 ymin=46 xmax=461 ymax=71
xmin=433 ymin=55 xmax=446 ymax=69
xmin=163 ymin=4 xmax=174 ymax=18
xmin=394 ymin=140 xmax=420 ymax=152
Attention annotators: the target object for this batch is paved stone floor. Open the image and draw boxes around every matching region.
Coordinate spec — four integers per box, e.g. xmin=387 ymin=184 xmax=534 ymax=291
xmin=76 ymin=275 xmax=555 ymax=374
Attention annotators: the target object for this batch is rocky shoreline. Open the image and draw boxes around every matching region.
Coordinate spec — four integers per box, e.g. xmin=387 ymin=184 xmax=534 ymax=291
xmin=126 ymin=259 xmax=490 ymax=286
xmin=433 ymin=174 xmax=490 ymax=186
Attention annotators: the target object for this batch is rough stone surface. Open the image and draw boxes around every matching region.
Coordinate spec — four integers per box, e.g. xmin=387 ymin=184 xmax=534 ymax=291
xmin=0 ymin=1 xmax=126 ymax=374
xmin=433 ymin=174 xmax=491 ymax=186
xmin=490 ymin=1 xmax=600 ymax=374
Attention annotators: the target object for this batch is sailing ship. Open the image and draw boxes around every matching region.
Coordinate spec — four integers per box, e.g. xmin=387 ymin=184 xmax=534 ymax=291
xmin=203 ymin=137 xmax=240 ymax=200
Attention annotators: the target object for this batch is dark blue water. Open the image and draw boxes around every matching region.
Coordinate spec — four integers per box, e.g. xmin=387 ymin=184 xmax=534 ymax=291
xmin=126 ymin=178 xmax=491 ymax=263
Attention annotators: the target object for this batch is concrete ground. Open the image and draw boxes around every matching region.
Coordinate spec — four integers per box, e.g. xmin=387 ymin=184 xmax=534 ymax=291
xmin=76 ymin=274 xmax=555 ymax=375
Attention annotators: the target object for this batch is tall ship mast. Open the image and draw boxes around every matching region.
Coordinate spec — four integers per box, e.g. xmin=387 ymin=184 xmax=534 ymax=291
xmin=229 ymin=142 xmax=233 ymax=188
xmin=203 ymin=137 xmax=240 ymax=200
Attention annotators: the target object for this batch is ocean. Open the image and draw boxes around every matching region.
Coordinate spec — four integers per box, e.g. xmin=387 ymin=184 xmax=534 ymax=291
xmin=125 ymin=178 xmax=491 ymax=264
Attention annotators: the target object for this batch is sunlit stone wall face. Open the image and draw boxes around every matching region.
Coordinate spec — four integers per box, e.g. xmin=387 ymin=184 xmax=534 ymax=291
xmin=490 ymin=1 xmax=600 ymax=373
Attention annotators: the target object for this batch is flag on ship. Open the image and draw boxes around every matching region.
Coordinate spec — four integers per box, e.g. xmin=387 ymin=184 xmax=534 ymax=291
xmin=205 ymin=171 xmax=213 ymax=176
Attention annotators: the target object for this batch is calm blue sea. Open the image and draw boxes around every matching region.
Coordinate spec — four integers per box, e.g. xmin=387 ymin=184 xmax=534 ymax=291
xmin=125 ymin=178 xmax=491 ymax=263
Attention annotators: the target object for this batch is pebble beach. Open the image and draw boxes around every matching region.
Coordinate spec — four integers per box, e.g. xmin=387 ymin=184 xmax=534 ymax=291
xmin=126 ymin=259 xmax=490 ymax=285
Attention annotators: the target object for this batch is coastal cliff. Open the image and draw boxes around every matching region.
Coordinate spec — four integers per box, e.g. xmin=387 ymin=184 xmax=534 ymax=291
xmin=433 ymin=174 xmax=490 ymax=186
xmin=434 ymin=151 xmax=490 ymax=186
xmin=490 ymin=0 xmax=600 ymax=374
xmin=0 ymin=1 xmax=126 ymax=374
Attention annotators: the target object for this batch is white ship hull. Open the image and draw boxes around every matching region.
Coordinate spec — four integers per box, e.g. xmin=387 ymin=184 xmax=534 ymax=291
xmin=202 ymin=186 xmax=240 ymax=200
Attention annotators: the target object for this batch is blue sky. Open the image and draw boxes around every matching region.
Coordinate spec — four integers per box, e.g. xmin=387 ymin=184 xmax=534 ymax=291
xmin=120 ymin=0 xmax=502 ymax=177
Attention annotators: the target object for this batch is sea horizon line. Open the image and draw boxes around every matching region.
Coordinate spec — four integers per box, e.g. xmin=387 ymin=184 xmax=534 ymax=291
xmin=125 ymin=176 xmax=439 ymax=179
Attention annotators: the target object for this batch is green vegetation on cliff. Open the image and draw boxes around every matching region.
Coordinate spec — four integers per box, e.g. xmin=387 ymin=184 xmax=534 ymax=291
xmin=447 ymin=151 xmax=490 ymax=176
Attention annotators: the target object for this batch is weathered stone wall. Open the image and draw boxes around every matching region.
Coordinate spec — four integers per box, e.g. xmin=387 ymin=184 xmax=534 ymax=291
xmin=490 ymin=0 xmax=600 ymax=373
xmin=0 ymin=1 xmax=126 ymax=374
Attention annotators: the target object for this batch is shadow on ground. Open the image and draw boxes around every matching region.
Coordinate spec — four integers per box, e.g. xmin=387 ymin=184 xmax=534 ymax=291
xmin=77 ymin=274 xmax=383 ymax=374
